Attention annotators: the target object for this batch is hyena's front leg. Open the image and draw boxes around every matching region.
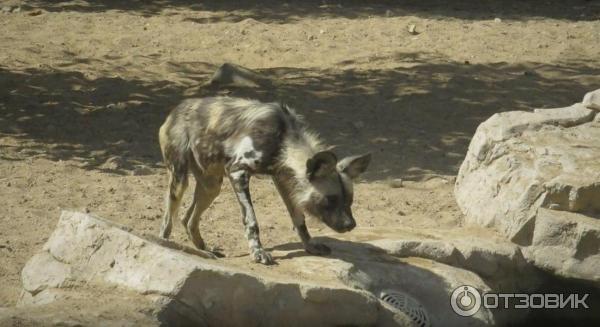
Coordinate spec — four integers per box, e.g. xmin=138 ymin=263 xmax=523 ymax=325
xmin=272 ymin=176 xmax=331 ymax=256
xmin=228 ymin=169 xmax=273 ymax=265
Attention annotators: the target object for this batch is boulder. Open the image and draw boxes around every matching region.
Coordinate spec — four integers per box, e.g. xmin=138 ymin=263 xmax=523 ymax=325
xmin=455 ymin=92 xmax=600 ymax=285
xmin=17 ymin=211 xmax=505 ymax=326
xmin=207 ymin=63 xmax=271 ymax=89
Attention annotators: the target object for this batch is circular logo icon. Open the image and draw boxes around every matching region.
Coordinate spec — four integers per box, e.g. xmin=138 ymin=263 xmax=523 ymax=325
xmin=451 ymin=285 xmax=481 ymax=316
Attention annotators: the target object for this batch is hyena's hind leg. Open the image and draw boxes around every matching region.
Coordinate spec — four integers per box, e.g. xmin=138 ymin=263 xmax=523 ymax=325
xmin=159 ymin=162 xmax=189 ymax=239
xmin=181 ymin=163 xmax=223 ymax=250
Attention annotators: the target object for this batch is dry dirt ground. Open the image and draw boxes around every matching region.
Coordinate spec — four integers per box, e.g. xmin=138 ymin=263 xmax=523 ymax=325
xmin=1 ymin=0 xmax=600 ymax=309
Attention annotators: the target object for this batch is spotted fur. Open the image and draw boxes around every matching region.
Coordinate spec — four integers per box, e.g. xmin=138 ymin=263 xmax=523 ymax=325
xmin=158 ymin=96 xmax=371 ymax=264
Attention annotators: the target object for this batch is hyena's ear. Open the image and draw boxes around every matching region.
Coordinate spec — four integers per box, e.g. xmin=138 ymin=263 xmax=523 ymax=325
xmin=337 ymin=153 xmax=371 ymax=179
xmin=306 ymin=151 xmax=338 ymax=181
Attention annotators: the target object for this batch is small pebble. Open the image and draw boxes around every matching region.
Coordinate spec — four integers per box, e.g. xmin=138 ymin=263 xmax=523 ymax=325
xmin=407 ymin=24 xmax=417 ymax=35
xmin=389 ymin=178 xmax=404 ymax=188
xmin=28 ymin=9 xmax=43 ymax=16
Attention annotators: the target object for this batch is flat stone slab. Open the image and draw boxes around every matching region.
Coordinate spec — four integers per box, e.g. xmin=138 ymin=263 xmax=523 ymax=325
xmin=17 ymin=211 xmax=503 ymax=326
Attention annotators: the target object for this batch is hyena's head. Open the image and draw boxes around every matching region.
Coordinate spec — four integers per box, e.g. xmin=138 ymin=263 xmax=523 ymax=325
xmin=301 ymin=151 xmax=371 ymax=233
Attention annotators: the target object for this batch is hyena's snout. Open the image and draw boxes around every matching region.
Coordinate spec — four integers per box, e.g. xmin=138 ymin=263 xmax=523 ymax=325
xmin=341 ymin=218 xmax=356 ymax=232
xmin=331 ymin=213 xmax=356 ymax=233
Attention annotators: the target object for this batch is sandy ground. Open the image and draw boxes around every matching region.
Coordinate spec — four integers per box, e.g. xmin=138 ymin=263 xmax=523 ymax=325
xmin=1 ymin=0 xmax=600 ymax=308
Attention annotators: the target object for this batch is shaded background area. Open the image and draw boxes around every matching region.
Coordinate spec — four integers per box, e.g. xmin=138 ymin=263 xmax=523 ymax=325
xmin=23 ymin=0 xmax=600 ymax=21
xmin=2 ymin=57 xmax=599 ymax=180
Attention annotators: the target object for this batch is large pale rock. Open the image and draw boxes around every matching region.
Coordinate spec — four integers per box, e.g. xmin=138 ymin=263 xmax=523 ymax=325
xmin=18 ymin=211 xmax=507 ymax=326
xmin=13 ymin=212 xmax=504 ymax=326
xmin=21 ymin=211 xmax=407 ymax=326
xmin=455 ymin=95 xmax=600 ymax=285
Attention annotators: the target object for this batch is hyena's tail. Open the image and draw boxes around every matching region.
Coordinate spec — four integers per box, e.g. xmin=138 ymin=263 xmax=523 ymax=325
xmin=159 ymin=117 xmax=190 ymax=180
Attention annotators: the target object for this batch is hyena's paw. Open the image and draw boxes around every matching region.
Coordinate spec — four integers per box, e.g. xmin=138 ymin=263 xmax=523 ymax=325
xmin=252 ymin=248 xmax=274 ymax=265
xmin=305 ymin=242 xmax=331 ymax=256
xmin=159 ymin=224 xmax=172 ymax=240
xmin=189 ymin=235 xmax=206 ymax=251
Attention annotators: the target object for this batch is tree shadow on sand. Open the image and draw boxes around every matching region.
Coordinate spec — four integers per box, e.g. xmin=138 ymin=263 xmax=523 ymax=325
xmin=2 ymin=55 xmax=599 ymax=180
xmin=25 ymin=0 xmax=600 ymax=22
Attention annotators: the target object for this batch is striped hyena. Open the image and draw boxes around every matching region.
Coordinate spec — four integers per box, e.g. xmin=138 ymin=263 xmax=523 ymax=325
xmin=158 ymin=97 xmax=370 ymax=265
